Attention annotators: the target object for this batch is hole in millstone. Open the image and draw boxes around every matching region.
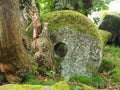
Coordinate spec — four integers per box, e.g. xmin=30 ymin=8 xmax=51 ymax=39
xmin=54 ymin=42 xmax=68 ymax=57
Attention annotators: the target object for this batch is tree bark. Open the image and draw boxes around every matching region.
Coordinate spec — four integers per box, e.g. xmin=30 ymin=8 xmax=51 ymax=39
xmin=0 ymin=0 xmax=29 ymax=83
xmin=30 ymin=0 xmax=56 ymax=76
xmin=32 ymin=22 xmax=56 ymax=76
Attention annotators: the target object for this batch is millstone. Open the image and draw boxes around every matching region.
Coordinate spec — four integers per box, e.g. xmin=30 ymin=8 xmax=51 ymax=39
xmin=51 ymin=27 xmax=102 ymax=77
xmin=41 ymin=10 xmax=103 ymax=77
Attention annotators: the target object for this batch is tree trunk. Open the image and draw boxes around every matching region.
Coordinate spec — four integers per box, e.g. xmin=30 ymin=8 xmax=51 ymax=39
xmin=0 ymin=0 xmax=29 ymax=83
xmin=30 ymin=0 xmax=56 ymax=76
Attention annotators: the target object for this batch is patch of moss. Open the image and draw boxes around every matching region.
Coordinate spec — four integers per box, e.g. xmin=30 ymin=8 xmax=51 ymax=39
xmin=70 ymin=85 xmax=82 ymax=90
xmin=41 ymin=10 xmax=103 ymax=46
xmin=39 ymin=79 xmax=57 ymax=85
xmin=69 ymin=81 xmax=95 ymax=90
xmin=51 ymin=81 xmax=70 ymax=90
xmin=98 ymin=29 xmax=112 ymax=46
xmin=82 ymin=84 xmax=94 ymax=90
xmin=0 ymin=84 xmax=43 ymax=90
xmin=0 ymin=81 xmax=70 ymax=90
xmin=23 ymin=77 xmax=41 ymax=85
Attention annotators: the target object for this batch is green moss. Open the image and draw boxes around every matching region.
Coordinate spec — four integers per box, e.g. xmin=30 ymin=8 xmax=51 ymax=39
xmin=23 ymin=55 xmax=39 ymax=85
xmin=70 ymin=85 xmax=82 ymax=90
xmin=98 ymin=57 xmax=116 ymax=72
xmin=70 ymin=76 xmax=92 ymax=86
xmin=92 ymin=75 xmax=107 ymax=89
xmin=23 ymin=77 xmax=41 ymax=85
xmin=39 ymin=79 xmax=57 ymax=85
xmin=0 ymin=81 xmax=70 ymax=90
xmin=99 ymin=45 xmax=120 ymax=73
xmin=0 ymin=84 xmax=43 ymax=90
xmin=82 ymin=84 xmax=94 ymax=90
xmin=41 ymin=10 xmax=103 ymax=46
xmin=51 ymin=81 xmax=70 ymax=90
xmin=98 ymin=29 xmax=112 ymax=46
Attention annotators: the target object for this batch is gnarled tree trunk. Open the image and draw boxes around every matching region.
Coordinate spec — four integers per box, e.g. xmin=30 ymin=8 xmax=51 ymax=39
xmin=31 ymin=0 xmax=56 ymax=76
xmin=0 ymin=0 xmax=29 ymax=83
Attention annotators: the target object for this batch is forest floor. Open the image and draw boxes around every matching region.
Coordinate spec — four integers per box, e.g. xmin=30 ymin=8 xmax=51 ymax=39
xmin=0 ymin=45 xmax=120 ymax=90
xmin=22 ymin=45 xmax=120 ymax=90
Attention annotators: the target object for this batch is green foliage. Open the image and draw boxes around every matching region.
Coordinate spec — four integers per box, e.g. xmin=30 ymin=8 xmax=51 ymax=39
xmin=92 ymin=0 xmax=112 ymax=11
xmin=92 ymin=75 xmax=107 ymax=89
xmin=23 ymin=56 xmax=40 ymax=85
xmin=36 ymin=0 xmax=55 ymax=14
xmin=0 ymin=74 xmax=5 ymax=84
xmin=99 ymin=45 xmax=120 ymax=73
xmin=54 ymin=2 xmax=63 ymax=10
xmin=93 ymin=17 xmax=100 ymax=24
xmin=39 ymin=79 xmax=57 ymax=85
xmin=66 ymin=4 xmax=74 ymax=10
xmin=24 ymin=78 xmax=41 ymax=85
xmin=98 ymin=57 xmax=116 ymax=72
xmin=70 ymin=76 xmax=92 ymax=85
xmin=111 ymin=67 xmax=120 ymax=82
xmin=70 ymin=85 xmax=82 ymax=90
xmin=53 ymin=2 xmax=74 ymax=10
xmin=46 ymin=70 xmax=56 ymax=79
xmin=69 ymin=75 xmax=107 ymax=89
xmin=98 ymin=45 xmax=120 ymax=87
xmin=23 ymin=71 xmax=40 ymax=85
xmin=35 ymin=0 xmax=113 ymax=15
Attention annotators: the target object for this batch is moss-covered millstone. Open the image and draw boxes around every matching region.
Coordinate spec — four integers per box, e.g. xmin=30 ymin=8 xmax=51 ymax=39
xmin=41 ymin=10 xmax=103 ymax=77
xmin=99 ymin=14 xmax=120 ymax=46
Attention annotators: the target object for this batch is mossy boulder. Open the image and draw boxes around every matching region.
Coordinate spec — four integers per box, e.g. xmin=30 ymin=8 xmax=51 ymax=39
xmin=41 ymin=10 xmax=103 ymax=77
xmin=99 ymin=14 xmax=120 ymax=46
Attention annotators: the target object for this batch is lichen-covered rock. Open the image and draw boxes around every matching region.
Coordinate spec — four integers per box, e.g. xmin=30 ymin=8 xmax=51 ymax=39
xmin=41 ymin=10 xmax=103 ymax=77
